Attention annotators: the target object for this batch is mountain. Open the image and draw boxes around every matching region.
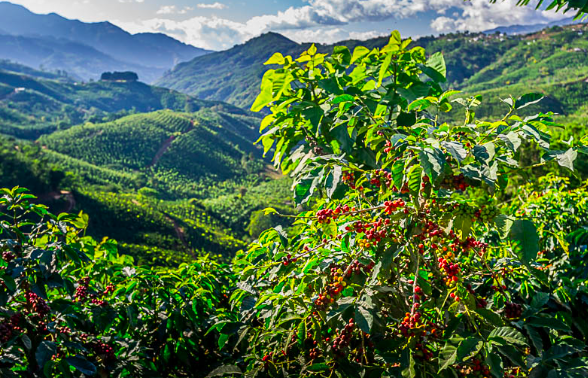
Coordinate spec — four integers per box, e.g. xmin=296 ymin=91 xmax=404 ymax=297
xmin=0 ymin=60 xmax=256 ymax=139
xmin=158 ymin=24 xmax=588 ymax=118
xmin=156 ymin=33 xmax=305 ymax=109
xmin=156 ymin=30 xmax=517 ymax=108
xmin=483 ymin=17 xmax=578 ymax=35
xmin=0 ymin=34 xmax=163 ymax=82
xmin=0 ymin=2 xmax=210 ymax=81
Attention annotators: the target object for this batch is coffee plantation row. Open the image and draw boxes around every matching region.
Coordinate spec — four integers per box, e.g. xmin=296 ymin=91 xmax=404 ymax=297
xmin=2 ymin=32 xmax=588 ymax=378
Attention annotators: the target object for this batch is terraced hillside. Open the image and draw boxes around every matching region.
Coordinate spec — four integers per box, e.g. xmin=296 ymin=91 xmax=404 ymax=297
xmin=0 ymin=61 xmax=254 ymax=139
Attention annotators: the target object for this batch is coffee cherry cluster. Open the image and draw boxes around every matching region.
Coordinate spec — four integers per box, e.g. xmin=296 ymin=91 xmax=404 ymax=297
xmin=384 ymin=199 xmax=405 ymax=215
xmin=316 ymin=208 xmax=335 ymax=224
xmin=92 ymin=341 xmax=116 ymax=362
xmin=282 ymin=254 xmax=298 ymax=266
xmin=384 ymin=140 xmax=393 ymax=154
xmin=91 ymin=298 xmax=108 ymax=306
xmin=2 ymin=251 xmax=15 ymax=263
xmin=414 ymin=342 xmax=434 ymax=361
xmin=104 ymin=284 xmax=115 ymax=295
xmin=504 ymin=302 xmax=522 ymax=319
xmin=75 ymin=277 xmax=90 ymax=302
xmin=0 ymin=314 xmax=20 ymax=343
xmin=332 ymin=318 xmax=355 ymax=355
xmin=438 ymin=257 xmax=461 ymax=286
xmin=370 ymin=169 xmax=393 ymax=188
xmin=457 ymin=358 xmax=491 ymax=378
xmin=443 ymin=174 xmax=470 ymax=191
xmin=478 ymin=205 xmax=499 ymax=222
xmin=342 ymin=171 xmax=356 ymax=189
xmin=26 ymin=292 xmax=50 ymax=317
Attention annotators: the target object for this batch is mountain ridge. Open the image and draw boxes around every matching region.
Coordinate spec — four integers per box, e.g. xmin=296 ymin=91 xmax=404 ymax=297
xmin=0 ymin=1 xmax=210 ymax=82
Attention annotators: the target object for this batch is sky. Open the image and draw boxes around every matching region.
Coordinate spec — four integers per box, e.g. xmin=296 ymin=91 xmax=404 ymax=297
xmin=6 ymin=0 xmax=570 ymax=50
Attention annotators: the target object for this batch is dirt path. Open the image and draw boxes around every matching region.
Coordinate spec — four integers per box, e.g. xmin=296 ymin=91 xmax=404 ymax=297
xmin=149 ymin=121 xmax=195 ymax=168
xmin=34 ymin=191 xmax=76 ymax=213
xmin=150 ymin=135 xmax=176 ymax=167
xmin=165 ymin=214 xmax=192 ymax=255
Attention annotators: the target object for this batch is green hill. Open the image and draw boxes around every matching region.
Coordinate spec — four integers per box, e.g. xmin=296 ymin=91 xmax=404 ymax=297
xmin=156 ymin=25 xmax=588 ymax=118
xmin=0 ymin=62 xmax=256 ymax=139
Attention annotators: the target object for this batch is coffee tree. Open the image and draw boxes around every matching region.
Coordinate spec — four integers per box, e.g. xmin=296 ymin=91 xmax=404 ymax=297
xmin=0 ymin=187 xmax=234 ymax=377
xmin=224 ymin=32 xmax=588 ymax=378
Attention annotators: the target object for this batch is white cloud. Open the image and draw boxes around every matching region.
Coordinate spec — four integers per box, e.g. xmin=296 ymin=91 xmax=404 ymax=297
xmin=196 ymin=2 xmax=227 ymax=10
xmin=429 ymin=0 xmax=567 ymax=33
xmin=156 ymin=5 xmax=193 ymax=15
xmin=114 ymin=0 xmax=567 ymax=50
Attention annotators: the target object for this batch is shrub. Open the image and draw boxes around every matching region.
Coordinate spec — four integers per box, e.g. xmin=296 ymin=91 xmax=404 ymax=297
xmin=223 ymin=32 xmax=588 ymax=378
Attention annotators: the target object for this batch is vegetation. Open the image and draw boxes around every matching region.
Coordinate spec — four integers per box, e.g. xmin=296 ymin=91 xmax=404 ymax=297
xmin=1 ymin=0 xmax=588 ymax=375
xmin=220 ymin=34 xmax=588 ymax=377
xmin=0 ymin=63 xmax=253 ymax=139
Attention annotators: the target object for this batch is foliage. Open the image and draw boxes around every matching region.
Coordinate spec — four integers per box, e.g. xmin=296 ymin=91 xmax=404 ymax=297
xmin=222 ymin=33 xmax=588 ymax=378
xmin=0 ymin=187 xmax=235 ymax=377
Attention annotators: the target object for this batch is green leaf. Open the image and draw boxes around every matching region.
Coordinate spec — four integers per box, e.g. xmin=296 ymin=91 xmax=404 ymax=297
xmin=66 ymin=356 xmax=97 ymax=376
xmin=401 ymin=348 xmax=416 ymax=378
xmin=489 ymin=327 xmax=527 ymax=346
xmin=475 ymin=308 xmax=504 ymax=326
xmin=36 ymin=341 xmax=56 ymax=374
xmin=473 ymin=142 xmax=495 ymax=165
xmin=419 ymin=148 xmax=445 ymax=182
xmin=526 ymin=316 xmax=570 ymax=331
xmin=485 ymin=353 xmax=503 ymax=378
xmin=355 ymin=302 xmax=374 ymax=333
xmin=453 ymin=215 xmax=472 ymax=240
xmin=407 ymin=165 xmax=422 ymax=199
xmin=297 ymin=320 xmax=306 ymax=347
xmin=378 ymin=52 xmax=393 ymax=87
xmin=265 ymin=53 xmax=286 ymax=65
xmin=423 ymin=52 xmax=447 ymax=82
xmin=515 ymin=93 xmax=544 ymax=109
xmin=442 ymin=141 xmax=467 ymax=163
xmin=408 ymin=98 xmax=432 ymax=112
xmin=307 ymin=363 xmax=330 ymax=372
xmin=457 ymin=337 xmax=483 ymax=362
xmin=351 ymin=46 xmax=370 ymax=63
xmin=494 ymin=215 xmax=514 ymax=239
xmin=206 ymin=365 xmax=242 ymax=377
xmin=21 ymin=334 xmax=32 ymax=350
xmin=326 ymin=166 xmax=343 ymax=199
xmin=509 ymin=220 xmax=539 ymax=264
xmin=555 ymin=148 xmax=578 ymax=171
xmin=438 ymin=344 xmax=458 ymax=372
xmin=392 ymin=160 xmax=404 ymax=190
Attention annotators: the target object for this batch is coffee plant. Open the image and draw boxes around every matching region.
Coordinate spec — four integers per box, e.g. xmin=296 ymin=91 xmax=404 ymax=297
xmin=0 ymin=187 xmax=235 ymax=377
xmin=223 ymin=32 xmax=588 ymax=378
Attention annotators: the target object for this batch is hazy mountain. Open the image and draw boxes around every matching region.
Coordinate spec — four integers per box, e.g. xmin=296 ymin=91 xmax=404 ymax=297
xmin=483 ymin=17 xmax=579 ymax=35
xmin=0 ymin=34 xmax=163 ymax=82
xmin=156 ymin=32 xmax=303 ymax=109
xmin=0 ymin=2 xmax=210 ymax=82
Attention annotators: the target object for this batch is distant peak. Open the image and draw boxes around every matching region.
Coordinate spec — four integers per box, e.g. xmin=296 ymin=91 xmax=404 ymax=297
xmin=244 ymin=32 xmax=297 ymax=47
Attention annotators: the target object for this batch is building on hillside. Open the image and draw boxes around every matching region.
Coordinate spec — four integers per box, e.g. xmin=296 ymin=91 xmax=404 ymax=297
xmin=100 ymin=71 xmax=139 ymax=82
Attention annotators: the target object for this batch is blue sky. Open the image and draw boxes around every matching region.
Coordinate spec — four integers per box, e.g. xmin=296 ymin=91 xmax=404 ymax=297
xmin=8 ymin=0 xmax=569 ymax=50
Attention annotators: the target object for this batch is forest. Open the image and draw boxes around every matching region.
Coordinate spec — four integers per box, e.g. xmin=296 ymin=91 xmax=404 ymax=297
xmin=1 ymin=0 xmax=588 ymax=377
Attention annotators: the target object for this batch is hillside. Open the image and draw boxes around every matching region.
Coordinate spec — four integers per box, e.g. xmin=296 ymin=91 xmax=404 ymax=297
xmin=156 ymin=32 xmax=303 ymax=109
xmin=156 ymin=31 xmax=518 ymax=108
xmin=0 ymin=109 xmax=291 ymax=264
xmin=0 ymin=62 xmax=255 ymax=139
xmin=157 ymin=24 xmax=588 ymax=115
xmin=0 ymin=2 xmax=209 ymax=81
